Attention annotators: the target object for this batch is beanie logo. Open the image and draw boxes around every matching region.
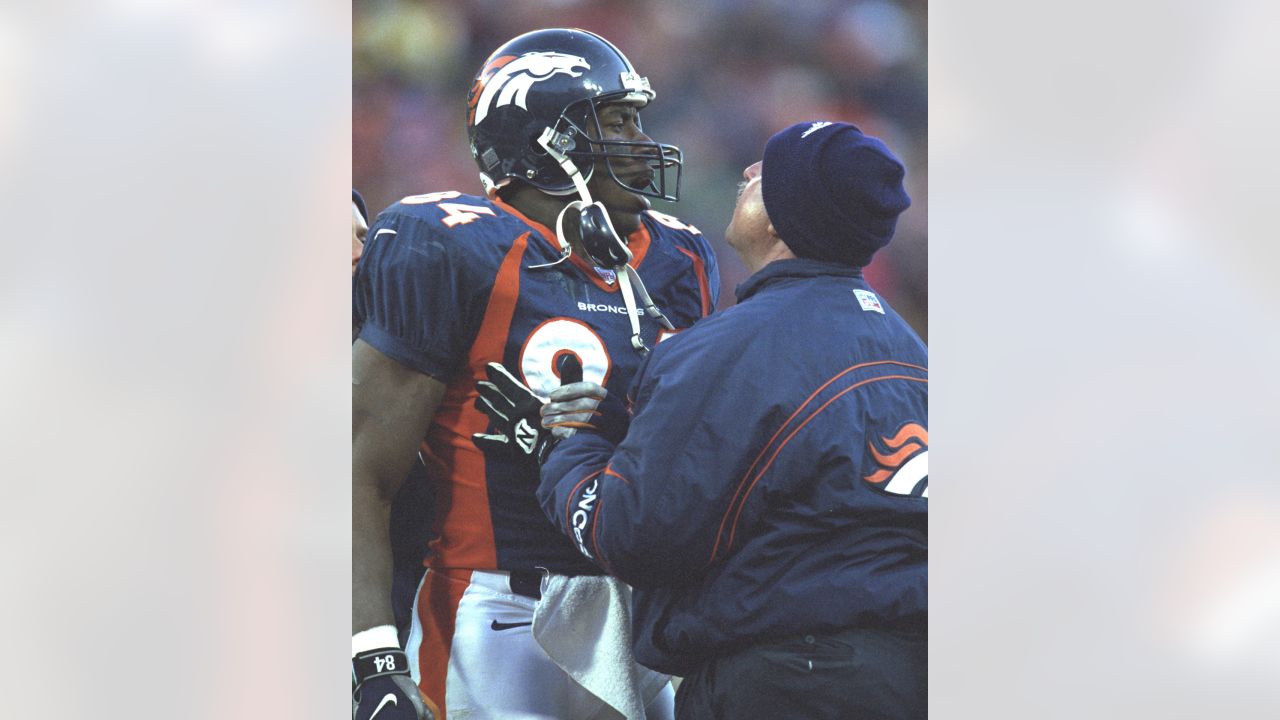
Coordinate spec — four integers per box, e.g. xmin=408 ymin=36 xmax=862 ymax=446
xmin=853 ymin=289 xmax=884 ymax=314
xmin=801 ymin=121 xmax=833 ymax=139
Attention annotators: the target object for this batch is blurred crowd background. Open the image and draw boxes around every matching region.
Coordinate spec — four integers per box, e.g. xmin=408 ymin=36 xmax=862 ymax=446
xmin=4 ymin=1 xmax=1280 ymax=718
xmin=354 ymin=0 xmax=928 ymax=337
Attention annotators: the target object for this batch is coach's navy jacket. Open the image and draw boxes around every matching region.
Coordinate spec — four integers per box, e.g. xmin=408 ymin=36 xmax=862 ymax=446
xmin=538 ymin=258 xmax=928 ymax=676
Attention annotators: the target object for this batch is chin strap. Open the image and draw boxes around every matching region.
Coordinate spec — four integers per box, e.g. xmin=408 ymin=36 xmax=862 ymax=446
xmin=619 ymin=265 xmax=675 ymax=350
xmin=535 ymin=127 xmax=674 ymax=353
xmin=525 ymin=201 xmax=577 ymax=270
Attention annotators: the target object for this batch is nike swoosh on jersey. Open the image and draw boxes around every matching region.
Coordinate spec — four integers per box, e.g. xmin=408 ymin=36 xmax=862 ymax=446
xmin=370 ymin=693 xmax=398 ymax=719
xmin=490 ymin=619 xmax=533 ymax=631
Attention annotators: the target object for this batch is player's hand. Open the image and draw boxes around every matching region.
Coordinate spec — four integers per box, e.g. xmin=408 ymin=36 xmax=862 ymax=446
xmin=473 ymin=361 xmax=557 ymax=462
xmin=352 ymin=648 xmax=438 ymax=720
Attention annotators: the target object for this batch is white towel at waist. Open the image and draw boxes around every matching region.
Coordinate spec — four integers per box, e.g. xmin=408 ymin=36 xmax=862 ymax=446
xmin=532 ymin=573 xmax=671 ymax=719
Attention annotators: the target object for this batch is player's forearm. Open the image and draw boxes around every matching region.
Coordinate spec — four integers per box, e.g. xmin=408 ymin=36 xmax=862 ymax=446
xmin=352 ymin=473 xmax=397 ymax=633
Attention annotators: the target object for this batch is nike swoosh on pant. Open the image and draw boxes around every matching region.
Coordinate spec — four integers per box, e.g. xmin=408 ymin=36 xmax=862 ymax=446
xmin=490 ymin=620 xmax=533 ymax=631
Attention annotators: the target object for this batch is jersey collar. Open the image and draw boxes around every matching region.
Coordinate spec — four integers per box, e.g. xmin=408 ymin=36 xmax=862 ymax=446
xmin=493 ymin=196 xmax=652 ymax=293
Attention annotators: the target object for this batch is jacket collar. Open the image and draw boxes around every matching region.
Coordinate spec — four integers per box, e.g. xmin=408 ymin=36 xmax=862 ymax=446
xmin=735 ymin=258 xmax=864 ymax=302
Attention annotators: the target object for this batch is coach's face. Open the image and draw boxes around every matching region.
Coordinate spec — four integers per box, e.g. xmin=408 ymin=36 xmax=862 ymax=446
xmin=725 ymin=161 xmax=775 ymax=269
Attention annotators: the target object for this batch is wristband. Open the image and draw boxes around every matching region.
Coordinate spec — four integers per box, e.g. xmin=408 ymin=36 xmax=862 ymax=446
xmin=352 ymin=624 xmax=399 ymax=657
xmin=353 ymin=648 xmax=411 ymax=685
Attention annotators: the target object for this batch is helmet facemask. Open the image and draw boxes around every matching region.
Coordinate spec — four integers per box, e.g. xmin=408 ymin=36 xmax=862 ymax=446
xmin=550 ymin=94 xmax=683 ymax=203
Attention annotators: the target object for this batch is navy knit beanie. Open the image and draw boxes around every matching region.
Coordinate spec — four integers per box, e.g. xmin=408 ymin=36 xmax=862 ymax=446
xmin=352 ymin=188 xmax=369 ymax=223
xmin=761 ymin=121 xmax=910 ymax=267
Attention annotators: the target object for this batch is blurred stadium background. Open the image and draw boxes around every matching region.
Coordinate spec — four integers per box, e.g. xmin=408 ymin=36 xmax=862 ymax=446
xmin=353 ymin=0 xmax=927 ymax=337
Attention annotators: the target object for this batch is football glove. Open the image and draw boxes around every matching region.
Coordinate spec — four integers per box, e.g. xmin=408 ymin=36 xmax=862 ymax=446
xmin=474 ymin=356 xmax=589 ymax=462
xmin=352 ymin=648 xmax=437 ymax=720
xmin=474 ymin=361 xmax=558 ymax=462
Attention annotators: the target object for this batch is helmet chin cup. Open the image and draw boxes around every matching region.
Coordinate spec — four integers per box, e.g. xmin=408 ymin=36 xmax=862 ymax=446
xmin=579 ymin=202 xmax=632 ymax=268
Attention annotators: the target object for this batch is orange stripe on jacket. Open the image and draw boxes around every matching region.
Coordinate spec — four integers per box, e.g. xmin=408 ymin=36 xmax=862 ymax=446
xmin=414 ymin=568 xmax=471 ymax=718
xmin=709 ymin=360 xmax=927 ymax=564
xmin=592 ymin=491 xmax=616 ymax=576
xmin=423 ymin=232 xmax=530 ymax=570
xmin=723 ymin=375 xmax=928 ymax=551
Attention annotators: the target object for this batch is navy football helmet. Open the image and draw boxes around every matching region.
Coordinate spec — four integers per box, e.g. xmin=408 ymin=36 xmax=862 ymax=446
xmin=466 ymin=28 xmax=682 ymax=202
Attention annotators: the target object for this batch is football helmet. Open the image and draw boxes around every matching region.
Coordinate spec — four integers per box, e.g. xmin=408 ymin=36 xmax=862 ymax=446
xmin=466 ymin=28 xmax=682 ymax=202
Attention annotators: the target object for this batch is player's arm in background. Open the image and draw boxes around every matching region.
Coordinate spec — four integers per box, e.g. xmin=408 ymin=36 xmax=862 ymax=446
xmin=352 ymin=340 xmax=444 ymax=633
xmin=352 ymin=203 xmax=490 ymax=634
xmin=351 ymin=202 xmax=492 ymax=720
xmin=352 ymin=343 xmax=442 ymax=720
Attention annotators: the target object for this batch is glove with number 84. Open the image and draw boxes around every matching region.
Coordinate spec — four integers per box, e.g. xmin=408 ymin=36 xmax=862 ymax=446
xmin=352 ymin=648 xmax=438 ymax=720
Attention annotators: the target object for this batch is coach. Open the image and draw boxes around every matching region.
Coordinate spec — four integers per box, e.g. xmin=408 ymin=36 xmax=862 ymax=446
xmin=480 ymin=121 xmax=927 ymax=719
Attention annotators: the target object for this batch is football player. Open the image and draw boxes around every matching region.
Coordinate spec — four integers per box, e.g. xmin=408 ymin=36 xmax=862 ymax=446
xmin=352 ymin=28 xmax=719 ymax=720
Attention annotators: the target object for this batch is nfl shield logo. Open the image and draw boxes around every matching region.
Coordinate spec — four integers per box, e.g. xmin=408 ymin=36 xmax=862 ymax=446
xmin=853 ymin=289 xmax=884 ymax=314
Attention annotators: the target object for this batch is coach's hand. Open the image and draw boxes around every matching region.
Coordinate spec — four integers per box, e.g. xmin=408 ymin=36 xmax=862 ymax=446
xmin=352 ymin=648 xmax=437 ymax=720
xmin=542 ymin=379 xmax=629 ymax=444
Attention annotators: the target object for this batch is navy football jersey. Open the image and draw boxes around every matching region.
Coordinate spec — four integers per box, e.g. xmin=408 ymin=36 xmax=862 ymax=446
xmin=354 ymin=191 xmax=719 ymax=575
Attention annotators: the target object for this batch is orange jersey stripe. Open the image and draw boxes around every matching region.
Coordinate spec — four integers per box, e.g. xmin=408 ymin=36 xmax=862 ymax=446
xmin=491 ymin=197 xmax=558 ymax=253
xmin=414 ymin=568 xmax=471 ymax=717
xmin=490 ymin=196 xmax=653 ymax=293
xmin=565 ymin=220 xmax=652 ymax=292
xmin=424 ymin=232 xmax=531 ymax=569
xmin=674 ymin=245 xmax=712 ymax=317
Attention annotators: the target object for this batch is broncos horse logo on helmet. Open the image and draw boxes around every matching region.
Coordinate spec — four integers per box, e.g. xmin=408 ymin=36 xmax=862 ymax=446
xmin=466 ymin=28 xmax=682 ymax=202
xmin=471 ymin=52 xmax=591 ymax=127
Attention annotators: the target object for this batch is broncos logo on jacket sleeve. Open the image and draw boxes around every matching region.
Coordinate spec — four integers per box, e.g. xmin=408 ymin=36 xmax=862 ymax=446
xmin=863 ymin=422 xmax=928 ymax=498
